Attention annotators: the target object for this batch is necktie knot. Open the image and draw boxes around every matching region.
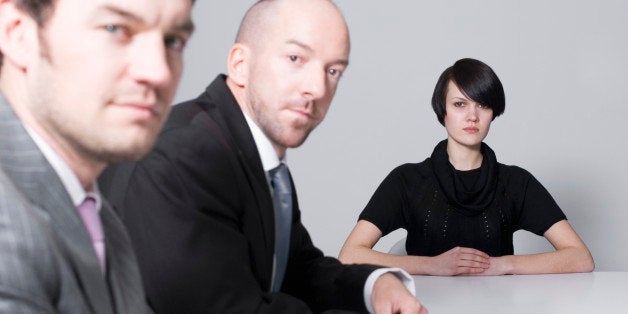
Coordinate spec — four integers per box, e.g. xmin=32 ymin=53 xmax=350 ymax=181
xmin=77 ymin=196 xmax=106 ymax=272
xmin=78 ymin=197 xmax=103 ymax=240
xmin=269 ymin=163 xmax=290 ymax=195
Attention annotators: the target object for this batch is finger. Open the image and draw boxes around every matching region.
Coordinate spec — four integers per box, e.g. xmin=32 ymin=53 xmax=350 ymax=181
xmin=457 ymin=259 xmax=490 ymax=268
xmin=373 ymin=303 xmax=392 ymax=314
xmin=458 ymin=253 xmax=491 ymax=264
xmin=459 ymin=256 xmax=490 ymax=265
xmin=399 ymin=305 xmax=427 ymax=314
xmin=456 ymin=266 xmax=487 ymax=275
xmin=458 ymin=247 xmax=490 ymax=258
xmin=397 ymin=299 xmax=425 ymax=314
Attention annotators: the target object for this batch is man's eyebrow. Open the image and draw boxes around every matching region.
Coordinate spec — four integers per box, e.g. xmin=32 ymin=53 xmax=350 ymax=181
xmin=95 ymin=5 xmax=145 ymax=24
xmin=286 ymin=39 xmax=313 ymax=52
xmin=286 ymin=39 xmax=349 ymax=66
xmin=175 ymin=19 xmax=195 ymax=34
xmin=94 ymin=5 xmax=195 ymax=34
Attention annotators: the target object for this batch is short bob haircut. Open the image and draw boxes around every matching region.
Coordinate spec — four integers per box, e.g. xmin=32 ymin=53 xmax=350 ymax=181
xmin=431 ymin=58 xmax=505 ymax=126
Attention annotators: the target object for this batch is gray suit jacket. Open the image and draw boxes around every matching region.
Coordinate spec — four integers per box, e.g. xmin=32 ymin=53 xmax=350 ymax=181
xmin=0 ymin=95 xmax=149 ymax=313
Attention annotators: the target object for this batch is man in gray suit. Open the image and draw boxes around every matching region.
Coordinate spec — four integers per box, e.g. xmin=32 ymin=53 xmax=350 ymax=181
xmin=0 ymin=0 xmax=194 ymax=312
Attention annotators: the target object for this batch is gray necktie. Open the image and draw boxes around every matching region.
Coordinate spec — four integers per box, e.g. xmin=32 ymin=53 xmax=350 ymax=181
xmin=269 ymin=163 xmax=292 ymax=292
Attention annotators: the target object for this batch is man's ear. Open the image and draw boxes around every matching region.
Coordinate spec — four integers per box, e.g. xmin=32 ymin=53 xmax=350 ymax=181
xmin=227 ymin=43 xmax=249 ymax=87
xmin=0 ymin=0 xmax=38 ymax=71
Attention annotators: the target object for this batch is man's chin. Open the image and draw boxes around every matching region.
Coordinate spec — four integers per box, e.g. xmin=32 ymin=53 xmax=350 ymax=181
xmin=97 ymin=139 xmax=158 ymax=163
xmin=281 ymin=132 xmax=311 ymax=149
xmin=266 ymin=125 xmax=314 ymax=150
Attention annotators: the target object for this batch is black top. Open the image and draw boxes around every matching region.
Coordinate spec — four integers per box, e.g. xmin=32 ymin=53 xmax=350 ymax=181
xmin=359 ymin=140 xmax=566 ymax=257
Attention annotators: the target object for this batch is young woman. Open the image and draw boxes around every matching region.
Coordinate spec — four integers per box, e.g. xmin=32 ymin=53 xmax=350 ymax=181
xmin=339 ymin=58 xmax=594 ymax=276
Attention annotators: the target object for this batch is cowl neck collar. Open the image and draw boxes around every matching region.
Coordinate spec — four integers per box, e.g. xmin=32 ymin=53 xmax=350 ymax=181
xmin=430 ymin=139 xmax=498 ymax=216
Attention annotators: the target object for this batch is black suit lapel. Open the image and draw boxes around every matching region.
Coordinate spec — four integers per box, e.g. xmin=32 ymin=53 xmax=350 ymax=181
xmin=100 ymin=200 xmax=147 ymax=313
xmin=203 ymin=75 xmax=276 ymax=288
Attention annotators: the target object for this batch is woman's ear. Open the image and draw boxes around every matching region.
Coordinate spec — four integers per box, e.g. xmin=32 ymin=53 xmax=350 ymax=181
xmin=226 ymin=43 xmax=249 ymax=87
xmin=0 ymin=0 xmax=38 ymax=72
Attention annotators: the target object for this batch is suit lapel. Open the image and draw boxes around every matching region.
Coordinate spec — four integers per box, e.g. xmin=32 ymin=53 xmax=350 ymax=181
xmin=0 ymin=95 xmax=114 ymax=314
xmin=203 ymin=76 xmax=276 ymax=287
xmin=101 ymin=200 xmax=146 ymax=313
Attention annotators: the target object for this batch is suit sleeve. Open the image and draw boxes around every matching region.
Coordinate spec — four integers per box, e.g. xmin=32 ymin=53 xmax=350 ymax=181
xmin=282 ymin=210 xmax=380 ymax=313
xmin=101 ymin=123 xmax=314 ymax=314
xmin=0 ymin=180 xmax=59 ymax=313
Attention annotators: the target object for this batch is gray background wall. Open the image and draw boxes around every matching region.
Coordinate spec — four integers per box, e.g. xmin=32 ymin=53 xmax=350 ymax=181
xmin=177 ymin=1 xmax=628 ymax=271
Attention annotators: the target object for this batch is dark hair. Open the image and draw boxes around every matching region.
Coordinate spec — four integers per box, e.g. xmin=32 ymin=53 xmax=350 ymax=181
xmin=15 ymin=0 xmax=54 ymax=24
xmin=431 ymin=58 xmax=505 ymax=126
xmin=0 ymin=1 xmax=53 ymax=67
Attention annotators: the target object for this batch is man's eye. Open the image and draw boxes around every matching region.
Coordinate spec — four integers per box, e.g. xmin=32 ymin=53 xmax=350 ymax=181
xmin=103 ymin=24 xmax=132 ymax=41
xmin=165 ymin=36 xmax=187 ymax=52
xmin=328 ymin=68 xmax=342 ymax=77
xmin=104 ymin=24 xmax=123 ymax=33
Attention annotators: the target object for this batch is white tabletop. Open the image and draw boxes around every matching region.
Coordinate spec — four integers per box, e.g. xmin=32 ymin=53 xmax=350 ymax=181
xmin=413 ymin=272 xmax=627 ymax=313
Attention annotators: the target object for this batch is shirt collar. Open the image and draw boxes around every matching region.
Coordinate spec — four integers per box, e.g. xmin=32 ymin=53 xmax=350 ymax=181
xmin=24 ymin=125 xmax=101 ymax=210
xmin=243 ymin=111 xmax=284 ymax=172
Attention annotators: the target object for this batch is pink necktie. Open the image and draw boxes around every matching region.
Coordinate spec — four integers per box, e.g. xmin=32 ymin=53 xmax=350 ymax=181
xmin=77 ymin=196 xmax=106 ymax=272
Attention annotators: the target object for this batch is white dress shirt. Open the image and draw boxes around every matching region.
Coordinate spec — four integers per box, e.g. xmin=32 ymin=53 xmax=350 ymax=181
xmin=24 ymin=126 xmax=101 ymax=213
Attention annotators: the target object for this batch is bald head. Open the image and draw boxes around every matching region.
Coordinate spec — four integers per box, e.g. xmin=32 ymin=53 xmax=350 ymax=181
xmin=226 ymin=0 xmax=351 ymax=157
xmin=235 ymin=0 xmax=348 ymax=50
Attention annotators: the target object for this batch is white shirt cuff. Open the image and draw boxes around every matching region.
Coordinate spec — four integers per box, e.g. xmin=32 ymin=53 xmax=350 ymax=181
xmin=363 ymin=267 xmax=416 ymax=314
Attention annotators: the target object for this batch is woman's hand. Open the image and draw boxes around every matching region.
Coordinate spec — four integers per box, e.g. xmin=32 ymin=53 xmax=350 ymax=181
xmin=427 ymin=246 xmax=490 ymax=275
xmin=469 ymin=256 xmax=512 ymax=276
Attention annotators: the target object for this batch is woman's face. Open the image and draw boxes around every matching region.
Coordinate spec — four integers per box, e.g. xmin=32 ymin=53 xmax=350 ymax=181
xmin=443 ymin=81 xmax=493 ymax=149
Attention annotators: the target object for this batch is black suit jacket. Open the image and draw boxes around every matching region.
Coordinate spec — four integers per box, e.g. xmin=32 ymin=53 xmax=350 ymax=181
xmin=100 ymin=75 xmax=379 ymax=313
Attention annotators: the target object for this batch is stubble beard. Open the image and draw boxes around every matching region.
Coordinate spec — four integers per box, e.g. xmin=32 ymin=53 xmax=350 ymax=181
xmin=32 ymin=30 xmax=160 ymax=165
xmin=249 ymin=94 xmax=315 ymax=151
